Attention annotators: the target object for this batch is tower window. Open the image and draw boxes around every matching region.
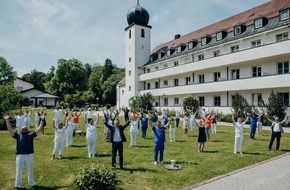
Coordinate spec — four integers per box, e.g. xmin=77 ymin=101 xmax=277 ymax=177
xmin=129 ymin=30 xmax=131 ymax=39
xmin=141 ymin=29 xmax=145 ymax=38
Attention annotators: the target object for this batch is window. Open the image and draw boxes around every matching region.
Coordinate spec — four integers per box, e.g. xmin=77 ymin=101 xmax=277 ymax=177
xmin=147 ymin=83 xmax=150 ymax=90
xmin=174 ymin=61 xmax=179 ymax=66
xmin=188 ymin=42 xmax=193 ymax=49
xmin=167 ymin=50 xmax=171 ymax=56
xmin=141 ymin=29 xmax=145 ymax=38
xmin=234 ymin=26 xmax=241 ymax=35
xmin=280 ymin=92 xmax=289 ymax=106
xmin=129 ymin=57 xmax=132 ymax=62
xmin=155 ymin=66 xmax=159 ymax=70
xmin=16 ymin=86 xmax=23 ymax=92
xmin=129 ymin=30 xmax=131 ymax=39
xmin=214 ymin=96 xmax=221 ymax=106
xmin=164 ymin=80 xmax=168 ymax=86
xmin=231 ymin=45 xmax=239 ymax=53
xmin=164 ymin=98 xmax=168 ymax=106
xmin=163 ymin=64 xmax=168 ymax=68
xmin=128 ymin=70 xmax=131 ymax=76
xmin=254 ymin=18 xmax=263 ymax=29
xmin=174 ymin=98 xmax=179 ymax=105
xmin=216 ymin=32 xmax=223 ymax=41
xmin=252 ymin=93 xmax=262 ymax=106
xmin=276 ymin=33 xmax=289 ymax=42
xmin=213 ymin=50 xmax=220 ymax=57
xmin=147 ymin=68 xmax=150 ymax=73
xmin=214 ymin=72 xmax=221 ymax=81
xmin=277 ymin=61 xmax=289 ymax=74
xmin=198 ymin=54 xmax=204 ymax=60
xmin=201 ymin=38 xmax=207 ymax=46
xmin=199 ymin=96 xmax=205 ymax=106
xmin=280 ymin=9 xmax=290 ymax=21
xmin=177 ymin=46 xmax=182 ymax=53
xmin=129 ymin=86 xmax=131 ymax=91
xmin=185 ymin=77 xmax=191 ymax=85
xmin=252 ymin=66 xmax=262 ymax=77
xmin=251 ymin=39 xmax=261 ymax=48
xmin=232 ymin=69 xmax=240 ymax=79
xmin=174 ymin=79 xmax=179 ymax=86
xmin=192 ymin=73 xmax=195 ymax=83
xmin=155 ymin=82 xmax=159 ymax=89
xmin=199 ymin=75 xmax=205 ymax=83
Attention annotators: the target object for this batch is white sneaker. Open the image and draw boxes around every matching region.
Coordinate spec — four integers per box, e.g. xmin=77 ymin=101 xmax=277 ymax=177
xmin=154 ymin=161 xmax=157 ymax=165
xmin=170 ymin=140 xmax=172 ymax=142
xmin=240 ymin=152 xmax=243 ymax=155
xmin=234 ymin=151 xmax=237 ymax=154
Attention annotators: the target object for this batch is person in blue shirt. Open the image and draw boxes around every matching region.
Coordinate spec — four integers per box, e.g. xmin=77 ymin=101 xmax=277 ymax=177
xmin=141 ymin=114 xmax=149 ymax=139
xmin=162 ymin=110 xmax=168 ymax=126
xmin=4 ymin=112 xmax=44 ymax=190
xmin=150 ymin=111 xmax=158 ymax=127
xmin=149 ymin=117 xmax=171 ymax=165
xmin=249 ymin=112 xmax=263 ymax=140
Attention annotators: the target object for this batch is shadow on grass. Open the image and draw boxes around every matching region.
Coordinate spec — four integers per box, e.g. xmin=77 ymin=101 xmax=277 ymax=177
xmin=211 ymin=140 xmax=224 ymax=142
xmin=59 ymin=156 xmax=82 ymax=160
xmin=164 ymin=160 xmax=198 ymax=165
xmin=96 ymin=153 xmax=111 ymax=157
xmin=242 ymin=152 xmax=261 ymax=155
xmin=21 ymin=185 xmax=68 ymax=190
xmin=175 ymin=140 xmax=187 ymax=143
xmin=71 ymin=144 xmax=86 ymax=148
xmin=137 ymin=145 xmax=151 ymax=148
xmin=280 ymin=149 xmax=290 ymax=152
xmin=203 ymin=150 xmax=219 ymax=153
xmin=120 ymin=167 xmax=157 ymax=173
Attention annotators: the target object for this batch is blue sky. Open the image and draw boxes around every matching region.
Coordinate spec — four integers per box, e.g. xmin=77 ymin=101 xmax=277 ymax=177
xmin=0 ymin=0 xmax=269 ymax=76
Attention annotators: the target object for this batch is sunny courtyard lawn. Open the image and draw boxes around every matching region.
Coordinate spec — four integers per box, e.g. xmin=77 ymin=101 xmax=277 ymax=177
xmin=1 ymin=110 xmax=290 ymax=190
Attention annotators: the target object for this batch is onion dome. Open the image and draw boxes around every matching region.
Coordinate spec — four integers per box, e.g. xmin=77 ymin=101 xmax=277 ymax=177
xmin=127 ymin=0 xmax=149 ymax=26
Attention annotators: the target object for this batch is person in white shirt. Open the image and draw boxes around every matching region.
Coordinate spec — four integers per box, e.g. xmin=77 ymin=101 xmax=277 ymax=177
xmin=86 ymin=114 xmax=99 ymax=157
xmin=65 ymin=112 xmax=74 ymax=147
xmin=53 ymin=108 xmax=63 ymax=125
xmin=232 ymin=110 xmax=249 ymax=154
xmin=34 ymin=111 xmax=40 ymax=129
xmin=266 ymin=113 xmax=289 ymax=151
xmin=24 ymin=111 xmax=31 ymax=129
xmin=85 ymin=108 xmax=95 ymax=123
xmin=51 ymin=118 xmax=67 ymax=160
xmin=15 ymin=111 xmax=25 ymax=134
xmin=129 ymin=112 xmax=140 ymax=147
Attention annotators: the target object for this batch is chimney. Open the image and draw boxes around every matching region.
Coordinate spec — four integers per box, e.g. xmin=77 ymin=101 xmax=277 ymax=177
xmin=175 ymin=34 xmax=181 ymax=39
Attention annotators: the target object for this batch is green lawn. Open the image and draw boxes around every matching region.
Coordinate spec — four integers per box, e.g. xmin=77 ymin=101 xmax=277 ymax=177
xmin=1 ymin=110 xmax=290 ymax=190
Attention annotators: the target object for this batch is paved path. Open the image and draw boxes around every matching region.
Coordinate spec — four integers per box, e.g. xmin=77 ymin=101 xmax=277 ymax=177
xmin=181 ymin=153 xmax=290 ymax=190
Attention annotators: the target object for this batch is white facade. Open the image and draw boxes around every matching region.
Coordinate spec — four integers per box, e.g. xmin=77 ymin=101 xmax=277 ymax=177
xmin=118 ymin=0 xmax=290 ymax=114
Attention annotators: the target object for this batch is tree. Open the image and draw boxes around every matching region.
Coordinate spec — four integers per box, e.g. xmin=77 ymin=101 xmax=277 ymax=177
xmin=47 ymin=59 xmax=87 ymax=98
xmin=130 ymin=93 xmax=154 ymax=111
xmin=0 ymin=57 xmax=17 ymax=84
xmin=232 ymin=92 xmax=251 ymax=114
xmin=183 ymin=96 xmax=199 ymax=113
xmin=266 ymin=90 xmax=287 ymax=119
xmin=0 ymin=84 xmax=25 ymax=115
xmin=22 ymin=69 xmax=46 ymax=91
xmin=101 ymin=59 xmax=114 ymax=84
xmin=88 ymin=64 xmax=103 ymax=104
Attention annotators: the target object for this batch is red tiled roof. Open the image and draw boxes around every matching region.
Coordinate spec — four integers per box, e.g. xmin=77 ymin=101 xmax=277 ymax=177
xmin=118 ymin=77 xmax=126 ymax=86
xmin=152 ymin=0 xmax=290 ymax=54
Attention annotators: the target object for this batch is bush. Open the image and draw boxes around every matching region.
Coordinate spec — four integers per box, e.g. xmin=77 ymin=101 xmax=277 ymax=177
xmin=74 ymin=164 xmax=118 ymax=190
xmin=0 ymin=118 xmax=6 ymax=130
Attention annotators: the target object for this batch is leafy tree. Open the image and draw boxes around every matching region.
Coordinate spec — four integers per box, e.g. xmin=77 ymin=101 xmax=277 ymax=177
xmin=22 ymin=69 xmax=46 ymax=91
xmin=130 ymin=93 xmax=154 ymax=111
xmin=0 ymin=57 xmax=17 ymax=84
xmin=45 ymin=66 xmax=55 ymax=82
xmin=266 ymin=90 xmax=287 ymax=119
xmin=101 ymin=59 xmax=114 ymax=83
xmin=183 ymin=96 xmax=199 ymax=113
xmin=232 ymin=92 xmax=251 ymax=114
xmin=0 ymin=84 xmax=25 ymax=115
xmin=48 ymin=59 xmax=87 ymax=98
xmin=88 ymin=64 xmax=103 ymax=104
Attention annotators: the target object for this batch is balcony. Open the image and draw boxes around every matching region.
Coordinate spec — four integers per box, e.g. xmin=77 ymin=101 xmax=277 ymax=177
xmin=140 ymin=73 xmax=290 ymax=96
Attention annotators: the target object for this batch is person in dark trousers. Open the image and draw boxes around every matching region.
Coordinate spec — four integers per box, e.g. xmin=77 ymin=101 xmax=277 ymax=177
xmin=266 ymin=113 xmax=289 ymax=151
xmin=104 ymin=119 xmax=130 ymax=169
xmin=4 ymin=112 xmax=45 ymax=190
xmin=123 ymin=107 xmax=130 ymax=123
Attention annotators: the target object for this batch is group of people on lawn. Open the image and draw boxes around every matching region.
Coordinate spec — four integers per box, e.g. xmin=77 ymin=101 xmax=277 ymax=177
xmin=3 ymin=106 xmax=289 ymax=189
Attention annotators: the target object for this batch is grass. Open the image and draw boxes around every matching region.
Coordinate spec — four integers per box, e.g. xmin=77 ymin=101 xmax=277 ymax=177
xmin=1 ymin=110 xmax=290 ymax=190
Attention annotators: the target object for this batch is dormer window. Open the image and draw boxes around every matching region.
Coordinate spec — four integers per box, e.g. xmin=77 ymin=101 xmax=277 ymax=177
xmin=167 ymin=48 xmax=175 ymax=56
xmin=280 ymin=7 xmax=290 ymax=21
xmin=158 ymin=51 xmax=166 ymax=59
xmin=177 ymin=44 xmax=186 ymax=53
xmin=234 ymin=23 xmax=246 ymax=36
xmin=254 ymin=16 xmax=268 ymax=29
xmin=216 ymin=30 xmax=227 ymax=41
xmin=188 ymin=39 xmax=198 ymax=50
xmin=201 ymin=35 xmax=211 ymax=46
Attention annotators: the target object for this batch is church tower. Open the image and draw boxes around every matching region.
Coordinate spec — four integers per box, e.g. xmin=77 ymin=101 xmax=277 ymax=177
xmin=124 ymin=0 xmax=151 ymax=107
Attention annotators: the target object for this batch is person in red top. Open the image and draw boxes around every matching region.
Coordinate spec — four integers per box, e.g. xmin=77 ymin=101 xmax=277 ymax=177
xmin=202 ymin=113 xmax=212 ymax=142
xmin=72 ymin=111 xmax=81 ymax=132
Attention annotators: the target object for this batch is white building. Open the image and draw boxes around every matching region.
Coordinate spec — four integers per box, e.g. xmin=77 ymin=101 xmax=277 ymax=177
xmin=117 ymin=0 xmax=290 ymax=114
